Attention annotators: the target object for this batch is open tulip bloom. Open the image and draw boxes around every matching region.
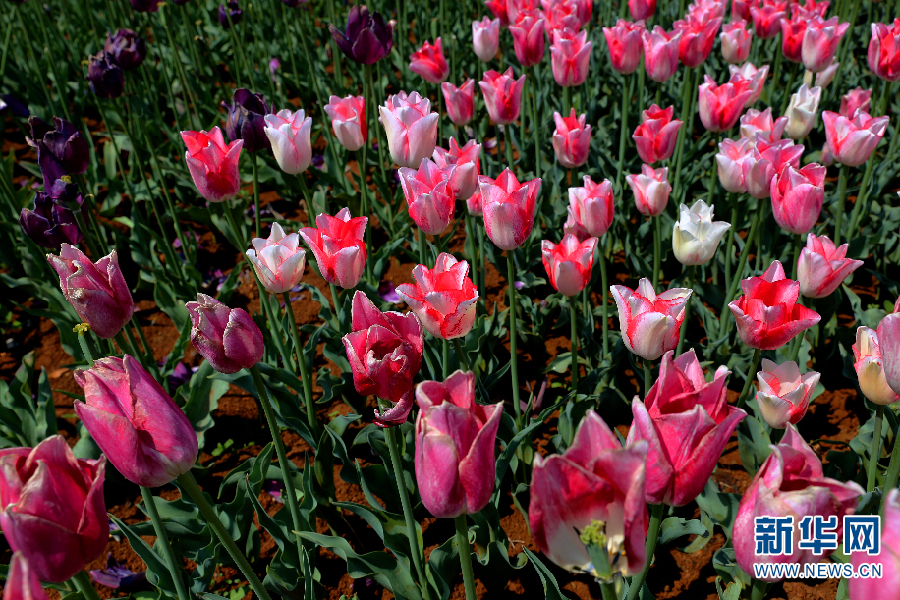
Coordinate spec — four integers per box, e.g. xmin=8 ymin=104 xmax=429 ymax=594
xmin=611 ymin=279 xmax=692 ymax=361
xmin=395 ymin=253 xmax=478 ymax=340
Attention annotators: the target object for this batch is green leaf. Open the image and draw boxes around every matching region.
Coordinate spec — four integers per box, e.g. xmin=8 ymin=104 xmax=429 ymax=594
xmin=658 ymin=517 xmax=709 ymax=546
xmin=522 ymin=547 xmax=568 ymax=600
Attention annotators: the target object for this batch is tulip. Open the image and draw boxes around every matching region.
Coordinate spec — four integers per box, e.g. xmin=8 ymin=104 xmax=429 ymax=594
xmin=674 ymin=15 xmax=722 ymax=68
xmin=728 ymin=260 xmax=821 ymax=350
xmin=466 ymin=186 xmax=485 ymax=217
xmin=602 ymin=19 xmax=646 ymax=75
xmin=780 ymin=14 xmax=808 ymax=63
xmin=571 ymin=0 xmax=592 ymax=24
xmin=181 ymin=127 xmax=243 ymax=202
xmin=440 ymin=79 xmax=476 ymax=126
xmin=551 ymin=109 xmax=591 ymax=169
xmin=869 ymin=20 xmax=900 ymax=82
xmin=716 ymin=136 xmax=754 ymax=193
xmin=784 ymin=84 xmax=822 ymax=139
xmin=0 ymin=436 xmax=108 ymax=582
xmin=629 ymin=0 xmax=656 ymax=21
xmin=509 ymin=10 xmax=546 ymax=67
xmin=324 ymin=95 xmax=367 ymax=152
xmin=739 ymin=107 xmax=787 ymax=143
xmin=74 ymin=355 xmax=198 ymax=487
xmin=743 ymin=138 xmax=804 ymax=200
xmin=415 ymin=370 xmax=502 ymax=518
xmin=852 ymin=326 xmax=900 ymax=405
xmin=4 ymin=553 xmax=47 ymax=600
xmin=245 ymin=223 xmax=307 ymax=294
xmin=733 ymin=426 xmax=863 ymax=581
xmin=484 ymin=0 xmax=510 ymax=26
xmin=480 ymin=168 xmax=541 ymax=250
xmin=626 ymin=164 xmax=671 ymax=217
xmin=223 ymin=88 xmax=272 ymax=153
xmin=329 ymin=5 xmax=393 ymax=65
xmin=633 ymin=104 xmax=682 ymax=164
xmin=299 ymin=208 xmax=367 ymax=289
xmin=728 ymin=62 xmax=769 ymax=104
xmin=814 ymin=59 xmax=839 ymax=87
xmin=549 ymin=29 xmax=591 ymax=88
xmin=342 ymin=291 xmax=423 ymax=426
xmin=530 ymin=410 xmax=649 ymax=576
xmin=642 ymin=26 xmax=682 ymax=82
xmin=750 ymin=0 xmax=789 ymax=39
xmin=433 ymin=137 xmax=481 ymax=201
xmin=506 ymin=0 xmax=537 ymax=24
xmin=541 ymin=0 xmax=581 ymax=35
xmin=627 ymin=350 xmax=745 ymax=506
xmin=672 ymin=200 xmax=731 ymax=266
xmin=840 ymin=87 xmax=872 ymax=118
xmin=849 ymin=489 xmax=900 ymax=597
xmin=698 ymin=74 xmax=755 ymax=133
xmin=565 ymin=176 xmax=615 ymax=240
xmin=611 ymin=279 xmax=692 ymax=360
xmin=822 ymin=110 xmax=890 ymax=167
xmin=379 ymin=91 xmax=440 ymax=168
xmin=770 ymin=163 xmax=825 ymax=234
xmin=104 ymin=28 xmax=146 ymax=71
xmin=797 ymin=234 xmax=862 ymax=300
xmin=879 ymin=313 xmax=900 ymax=395
xmin=27 ymin=117 xmax=89 ymax=188
xmin=479 ymin=68 xmax=527 ymax=125
xmin=186 ymin=294 xmax=264 ymax=374
xmin=473 ymin=17 xmax=501 ymax=62
xmin=87 ymin=51 xmax=124 ymax=99
xmin=263 ymin=109 xmax=311 ymax=175
xmin=721 ymin=20 xmax=752 ymax=63
xmin=19 ymin=183 xmax=83 ymax=250
xmin=410 ymin=38 xmax=450 ymax=83
xmin=396 ymin=254 xmax=478 ymax=340
xmin=218 ymin=0 xmax=242 ymax=27
xmin=732 ymin=0 xmax=751 ymax=20
xmin=802 ymin=17 xmax=849 ymax=72
xmin=541 ymin=234 xmax=597 ymax=297
xmin=399 ymin=158 xmax=456 ymax=235
xmin=755 ymin=359 xmax=820 ymax=428
xmin=793 ymin=0 xmax=830 ymax=18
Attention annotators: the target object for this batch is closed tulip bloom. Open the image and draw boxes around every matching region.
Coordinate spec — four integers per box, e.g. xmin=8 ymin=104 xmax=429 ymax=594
xmin=852 ymin=326 xmax=900 ymax=405
xmin=674 ymin=15 xmax=722 ymax=68
xmin=480 ymin=168 xmax=541 ymax=250
xmin=629 ymin=0 xmax=656 ymax=20
xmin=27 ymin=117 xmax=89 ymax=188
xmin=246 ymin=223 xmax=307 ymax=294
xmin=784 ymin=84 xmax=822 ymax=139
xmin=868 ymin=20 xmax=900 ymax=82
xmin=19 ymin=182 xmax=83 ymax=250
xmin=750 ymin=0 xmax=789 ymax=39
xmin=780 ymin=14 xmax=808 ymax=63
xmin=740 ymin=108 xmax=787 ymax=143
xmin=770 ymin=163 xmax=825 ymax=234
xmin=541 ymin=0 xmax=581 ymax=35
xmin=551 ymin=109 xmax=591 ymax=169
xmin=716 ymin=137 xmax=754 ymax=193
xmin=342 ymin=291 xmax=423 ymax=426
xmin=721 ymin=19 xmax=752 ymax=63
xmin=797 ymin=234 xmax=863 ymax=299
xmin=743 ymin=138 xmax=804 ymax=200
xmin=814 ymin=59 xmax=839 ymax=87
xmin=530 ymin=410 xmax=649 ymax=576
xmin=840 ymin=87 xmax=872 ymax=117
xmin=602 ymin=19 xmax=646 ymax=75
xmin=466 ymin=185 xmax=485 ymax=217
xmin=642 ymin=26 xmax=682 ymax=82
xmin=410 ymin=38 xmax=450 ymax=83
xmin=611 ymin=279 xmax=692 ymax=360
xmin=484 ymin=0 xmax=510 ymax=26
xmin=299 ymin=208 xmax=367 ymax=289
xmin=433 ymin=137 xmax=481 ymax=201
xmin=699 ymin=75 xmax=755 ymax=133
xmin=850 ymin=489 xmax=900 ymax=597
xmin=396 ymin=254 xmax=478 ymax=340
xmin=793 ymin=0 xmax=830 ymax=19
xmin=473 ymin=17 xmax=501 ymax=62
xmin=329 ymin=5 xmax=393 ymax=65
xmin=506 ymin=0 xmax=538 ymax=24
xmin=223 ymin=88 xmax=273 ymax=153
xmin=542 ymin=234 xmax=598 ymax=297
xmin=509 ymin=10 xmax=546 ymax=67
xmin=728 ymin=260 xmax=821 ymax=350
xmin=633 ymin=104 xmax=683 ymax=164
xmin=0 ymin=437 xmax=108 ymax=582
xmin=186 ymin=294 xmax=264 ymax=373
xmin=87 ymin=51 xmax=124 ymax=99
xmin=734 ymin=426 xmax=863 ymax=581
xmin=47 ymin=245 xmax=134 ymax=339
xmin=379 ymin=91 xmax=440 ymax=168
xmin=399 ymin=158 xmax=456 ymax=235
xmin=4 ymin=553 xmax=48 ymax=600
xmin=755 ymin=359 xmax=820 ymax=428
xmin=879 ymin=313 xmax=900 ymax=395
xmin=822 ymin=110 xmax=890 ymax=167
xmin=565 ymin=176 xmax=615 ymax=240
xmin=325 ymin=95 xmax=367 ymax=152
xmin=218 ymin=0 xmax=242 ymax=27
xmin=440 ymin=79 xmax=476 ymax=126
xmin=626 ymin=164 xmax=671 ymax=217
xmin=732 ymin=0 xmax=751 ymax=20
xmin=672 ymin=200 xmax=731 ymax=266
xmin=415 ymin=370 xmax=502 ymax=518
xmin=802 ymin=17 xmax=849 ymax=72
xmin=571 ymin=0 xmax=592 ymax=24
xmin=263 ymin=109 xmax=311 ymax=175
xmin=550 ymin=28 xmax=591 ymax=87
xmin=479 ymin=68 xmax=527 ymax=125
xmin=104 ymin=28 xmax=146 ymax=71
xmin=728 ymin=62 xmax=769 ymax=104
xmin=181 ymin=127 xmax=243 ymax=202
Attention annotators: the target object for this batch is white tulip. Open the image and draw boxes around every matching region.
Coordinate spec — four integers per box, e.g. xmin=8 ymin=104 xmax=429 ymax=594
xmin=671 ymin=200 xmax=731 ymax=266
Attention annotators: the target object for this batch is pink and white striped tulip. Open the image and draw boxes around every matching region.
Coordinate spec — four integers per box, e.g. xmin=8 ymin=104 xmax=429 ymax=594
xmin=729 ymin=62 xmax=769 ymax=104
xmin=379 ymin=91 xmax=440 ymax=168
xmin=472 ymin=17 xmax=501 ymax=62
xmin=396 ymin=253 xmax=478 ymax=340
xmin=565 ymin=176 xmax=615 ymax=240
xmin=299 ymin=208 xmax=368 ymax=289
xmin=480 ymin=169 xmax=541 ymax=250
xmin=840 ymin=87 xmax=872 ymax=117
xmin=611 ymin=279 xmax=692 ymax=361
xmin=822 ymin=110 xmax=890 ymax=167
xmin=721 ymin=19 xmax=752 ymax=63
xmin=409 ymin=38 xmax=450 ymax=83
xmin=699 ymin=74 xmax=755 ymax=133
xmin=633 ymin=104 xmax=682 ymax=164
xmin=739 ymin=107 xmax=787 ymax=143
xmin=868 ymin=20 xmax=900 ymax=82
xmin=852 ymin=325 xmax=900 ymax=405
xmin=755 ymin=359 xmax=819 ymax=428
xmin=551 ymin=109 xmax=591 ymax=169
xmin=433 ymin=138 xmax=481 ymax=201
xmin=399 ymin=158 xmax=456 ymax=235
xmin=263 ymin=109 xmax=312 ymax=175
xmin=246 ymin=223 xmax=307 ymax=294
xmin=602 ymin=19 xmax=646 ymax=75
xmin=802 ymin=17 xmax=849 ymax=73
xmin=849 ymin=490 xmax=900 ymax=597
xmin=325 ymin=95 xmax=367 ymax=152
xmin=716 ymin=137 xmax=754 ymax=193
xmin=181 ymin=127 xmax=243 ymax=202
xmin=541 ymin=234 xmax=598 ymax=297
xmin=770 ymin=162 xmax=825 ymax=233
xmin=642 ymin=26 xmax=682 ymax=82
xmin=797 ymin=234 xmax=862 ymax=299
xmin=674 ymin=14 xmax=722 ymax=68
xmin=550 ymin=28 xmax=592 ymax=87
xmin=626 ymin=164 xmax=671 ymax=217
xmin=750 ymin=0 xmax=790 ymax=39
xmin=441 ymin=79 xmax=476 ymax=126
xmin=509 ymin=10 xmax=546 ymax=67
xmin=479 ymin=68 xmax=527 ymax=125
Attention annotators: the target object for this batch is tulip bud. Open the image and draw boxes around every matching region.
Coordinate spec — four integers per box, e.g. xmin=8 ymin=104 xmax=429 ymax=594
xmin=263 ymin=109 xmax=312 ymax=175
xmin=797 ymin=234 xmax=863 ymax=299
xmin=551 ymin=110 xmax=591 ymax=169
xmin=783 ymin=84 xmax=821 ymax=139
xmin=27 ymin=116 xmax=90 ymax=188
xmin=633 ymin=104 xmax=682 ymax=164
xmin=770 ymin=162 xmax=826 ymax=234
xmin=509 ymin=10 xmax=546 ymax=67
xmin=223 ymin=88 xmax=273 ymax=153
xmin=440 ymin=80 xmax=476 ymax=126
xmin=432 ymin=138 xmax=481 ymax=201
xmin=602 ymin=19 xmax=646 ymax=75
xmin=186 ymin=294 xmax=264 ymax=373
xmin=399 ymin=158 xmax=456 ymax=235
xmin=642 ymin=26 xmax=682 ymax=82
xmin=852 ymin=326 xmax=900 ymax=405
xmin=218 ymin=0 xmax=242 ymax=27
xmin=479 ymin=68 xmax=527 ymax=125
xmin=565 ymin=176 xmax=615 ymax=240
xmin=849 ymin=489 xmax=900 ymax=598
xmin=3 ymin=553 xmax=48 ymax=600
xmin=396 ymin=253 xmax=478 ymax=340
xmin=611 ymin=279 xmax=692 ymax=360
xmin=721 ymin=19 xmax=752 ymax=63
xmin=410 ymin=38 xmax=450 ymax=83
xmin=879 ymin=313 xmax=900 ymax=396
xmin=541 ymin=234 xmax=598 ymax=297
xmin=104 ymin=28 xmax=146 ymax=71
xmin=626 ymin=164 xmax=671 ymax=216
xmin=181 ymin=127 xmax=243 ymax=203
xmin=868 ymin=20 xmax=900 ymax=82
xmin=472 ymin=17 xmax=501 ymax=62
xmin=822 ymin=110 xmax=890 ymax=167
xmin=480 ymin=168 xmax=541 ymax=250
xmin=246 ymin=223 xmax=307 ymax=294
xmin=87 ymin=51 xmax=124 ymax=99
xmin=672 ymin=200 xmax=731 ymax=266
xmin=325 ymin=95 xmax=367 ymax=152
xmin=755 ymin=359 xmax=819 ymax=428
xmin=380 ymin=91 xmax=439 ymax=168
xmin=550 ymin=28 xmax=591 ymax=87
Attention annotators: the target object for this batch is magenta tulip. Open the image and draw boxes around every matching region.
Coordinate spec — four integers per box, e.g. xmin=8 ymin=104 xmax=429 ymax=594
xmin=399 ymin=157 xmax=456 ymax=235
xmin=840 ymin=87 xmax=872 ymax=118
xmin=299 ymin=208 xmax=367 ymax=289
xmin=565 ymin=176 xmax=615 ymax=240
xmin=674 ymin=14 xmax=722 ymax=68
xmin=509 ymin=10 xmax=546 ymax=67
xmin=3 ymin=553 xmax=48 ymax=600
xmin=822 ymin=110 xmax=889 ymax=167
xmin=186 ymin=294 xmax=264 ymax=373
xmin=479 ymin=68 xmax=526 ymax=125
xmin=698 ymin=74 xmax=755 ymax=133
xmin=181 ymin=127 xmax=243 ymax=202
xmin=799 ymin=232 xmax=865 ymax=300
xmin=550 ymin=28 xmax=591 ymax=87
xmin=770 ymin=163 xmax=826 ymax=234
xmin=750 ymin=0 xmax=790 ymax=39
xmin=542 ymin=234 xmax=598 ymax=297
xmin=551 ymin=109 xmax=591 ymax=169
xmin=629 ymin=0 xmax=656 ymax=21
xmin=396 ymin=253 xmax=478 ymax=340
xmin=781 ymin=13 xmax=808 ymax=63
xmin=263 ymin=109 xmax=312 ymax=175
xmin=716 ymin=136 xmax=754 ymax=193
xmin=633 ymin=104 xmax=682 ymax=164
xmin=868 ymin=20 xmax=900 ymax=82
xmin=642 ymin=26 xmax=682 ymax=82
xmin=440 ymin=79 xmax=475 ymax=126
xmin=480 ymin=168 xmax=541 ymax=250
xmin=602 ymin=19 xmax=646 ymax=75
xmin=409 ymin=38 xmax=450 ymax=83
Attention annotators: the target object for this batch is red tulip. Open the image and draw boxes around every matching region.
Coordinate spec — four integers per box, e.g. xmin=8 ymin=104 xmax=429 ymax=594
xmin=850 ymin=489 xmax=900 ymax=596
xmin=674 ymin=14 xmax=722 ymax=68
xmin=186 ymin=294 xmax=264 ymax=373
xmin=822 ymin=110 xmax=890 ymax=167
xmin=440 ymin=79 xmax=476 ymax=126
xmin=551 ymin=109 xmax=591 ymax=169
xmin=565 ymin=176 xmax=615 ymax=240
xmin=732 ymin=0 xmax=751 ymax=20
xmin=611 ymin=278 xmax=692 ymax=360
xmin=642 ymin=26 xmax=682 ymax=82
xmin=410 ymin=38 xmax=450 ymax=83
xmin=479 ymin=68 xmax=527 ymax=125
xmin=484 ymin=0 xmax=510 ymax=26
xmin=629 ymin=0 xmax=656 ymax=21
xmin=721 ymin=19 xmax=752 ymax=63
xmin=3 ymin=553 xmax=47 ymax=600
xmin=802 ymin=17 xmax=849 ymax=73
xmin=869 ymin=20 xmax=900 ymax=82
xmin=780 ymin=13 xmax=808 ymax=62
xmin=750 ymin=0 xmax=790 ymax=39
xmin=479 ymin=168 xmax=541 ymax=250
xmin=299 ymin=207 xmax=368 ymax=289
xmin=633 ymin=103 xmax=682 ymax=164
xmin=396 ymin=253 xmax=478 ymax=340
xmin=433 ymin=137 xmax=481 ymax=201
xmin=550 ymin=28 xmax=591 ymax=87
xmin=399 ymin=157 xmax=456 ymax=235
xmin=770 ymin=163 xmax=826 ymax=235
xmin=698 ymin=74 xmax=755 ymax=133
xmin=181 ymin=127 xmax=243 ymax=202
xmin=602 ymin=19 xmax=646 ymax=75
xmin=509 ymin=10 xmax=546 ymax=67
xmin=541 ymin=234 xmax=598 ymax=297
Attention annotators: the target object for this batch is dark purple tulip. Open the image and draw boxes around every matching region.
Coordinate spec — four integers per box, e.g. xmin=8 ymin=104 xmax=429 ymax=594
xmin=87 ymin=51 xmax=125 ymax=100
xmin=104 ymin=29 xmax=146 ymax=71
xmin=19 ymin=180 xmax=84 ymax=249
xmin=28 ymin=116 xmax=89 ymax=189
xmin=218 ymin=0 xmax=242 ymax=27
xmin=129 ymin=0 xmax=161 ymax=12
xmin=222 ymin=88 xmax=272 ymax=152
xmin=328 ymin=5 xmax=393 ymax=65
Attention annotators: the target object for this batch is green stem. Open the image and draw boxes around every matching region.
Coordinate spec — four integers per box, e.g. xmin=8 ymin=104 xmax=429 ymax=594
xmin=833 ymin=163 xmax=849 ymax=246
xmin=329 ymin=283 xmax=343 ymax=327
xmin=504 ymin=123 xmax=516 ymax=173
xmin=735 ymin=348 xmax=762 ymax=411
xmin=600 ymin=581 xmax=617 ymax=600
xmin=615 ymin=74 xmax=633 ymax=194
xmin=280 ymin=294 xmax=318 ymax=438
xmin=77 ymin=330 xmax=95 ymax=367
xmin=507 ymin=251 xmax=522 ymax=427
xmin=532 ymin=65 xmax=541 ymax=181
xmin=599 ymin=239 xmax=609 ymax=359
xmin=868 ymin=405 xmax=885 ymax=493
xmin=724 ymin=200 xmax=738 ymax=287
xmin=453 ymin=338 xmax=470 ymax=372
xmin=847 ymin=153 xmax=877 ymax=234
xmin=750 ymin=579 xmax=767 ymax=600
xmin=251 ymin=156 xmax=261 ymax=239
xmin=442 ymin=337 xmax=450 ymax=378
xmin=71 ymin=571 xmax=102 ymax=600
xmin=882 ymin=435 xmax=900 ymax=513
xmin=477 ymin=225 xmax=487 ymax=298
xmin=626 ymin=503 xmax=665 ymax=600
xmin=676 ymin=267 xmax=692 ymax=356
xmin=454 ymin=515 xmax=478 ymax=600
xmin=569 ymin=299 xmax=579 ymax=393
xmin=671 ymin=68 xmax=694 ymax=199
xmin=140 ymin=487 xmax=191 ymax=600
xmin=643 ymin=363 xmax=652 ymax=396
xmin=636 ymin=56 xmax=646 ymax=118
xmin=788 ymin=331 xmax=804 ymax=362
xmin=363 ymin=64 xmax=377 ymax=284
xmin=296 ymin=173 xmax=315 ymax=229
xmin=652 ymin=216 xmax=661 ymax=289
xmin=719 ymin=200 xmax=765 ymax=338
xmin=791 ymin=234 xmax=803 ymax=280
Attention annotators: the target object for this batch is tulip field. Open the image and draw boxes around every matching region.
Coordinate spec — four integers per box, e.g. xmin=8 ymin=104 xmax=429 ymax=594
xmin=4 ymin=0 xmax=900 ymax=598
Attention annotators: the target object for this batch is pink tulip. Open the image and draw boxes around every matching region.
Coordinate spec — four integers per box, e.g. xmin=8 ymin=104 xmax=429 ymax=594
xmin=728 ymin=61 xmax=769 ymax=104
xmin=802 ymin=17 xmax=849 ymax=73
xmin=797 ymin=234 xmax=863 ymax=300
xmin=342 ymin=291 xmax=423 ymax=426
xmin=246 ymin=223 xmax=307 ymax=294
xmin=541 ymin=0 xmax=581 ymax=35
xmin=466 ymin=185 xmax=485 ymax=217
xmin=642 ymin=26 xmax=682 ymax=82
xmin=484 ymin=0 xmax=510 ymax=26
xmin=850 ymin=489 xmax=900 ymax=597
xmin=721 ymin=20 xmax=752 ymax=63
xmin=626 ymin=164 xmax=671 ymax=217
xmin=698 ymin=74 xmax=755 ymax=133
xmin=410 ymin=38 xmax=450 ymax=83
xmin=815 ymin=59 xmax=840 ymax=87
xmin=611 ymin=278 xmax=692 ymax=360
xmin=379 ymin=91 xmax=439 ymax=168
xmin=840 ymin=87 xmax=872 ymax=117
xmin=396 ymin=253 xmax=478 ymax=340
xmin=770 ymin=163 xmax=826 ymax=234
xmin=186 ymin=294 xmax=264 ymax=373
xmin=602 ymin=19 xmax=646 ymax=75
xmin=687 ymin=0 xmax=726 ymax=21
xmin=473 ymin=17 xmax=501 ymax=62
xmin=550 ymin=28 xmax=592 ymax=87
xmin=750 ymin=0 xmax=790 ymax=39
xmin=479 ymin=168 xmax=541 ymax=250
xmin=263 ymin=109 xmax=312 ymax=174
xmin=509 ymin=10 xmax=546 ymax=67
xmin=739 ymin=107 xmax=787 ymax=143
xmin=325 ymin=95 xmax=367 ymax=152
xmin=4 ymin=553 xmax=47 ymax=600
xmin=440 ymin=79 xmax=476 ymax=126
xmin=47 ymin=244 xmax=134 ymax=339
xmin=181 ymin=127 xmax=243 ymax=202
xmin=0 ymin=436 xmax=108 ymax=582
xmin=551 ymin=109 xmax=591 ymax=169
xmin=633 ymin=104 xmax=682 ymax=164
xmin=507 ymin=0 xmax=538 ymax=24
xmin=879 ymin=313 xmax=900 ymax=395
xmin=822 ymin=110 xmax=890 ymax=167
xmin=570 ymin=0 xmax=592 ymax=24
xmin=853 ymin=325 xmax=900 ymax=406
xmin=298 ymin=208 xmax=367 ymax=289
xmin=793 ymin=0 xmax=830 ymax=19
xmin=541 ymin=234 xmax=598 ymax=297
xmin=433 ymin=137 xmax=481 ymax=201
xmin=530 ymin=410 xmax=649 ymax=576
xmin=742 ymin=138 xmax=804 ymax=200
xmin=732 ymin=0 xmax=751 ymax=20
xmin=399 ymin=158 xmax=456 ymax=235
xmin=479 ymin=68 xmax=527 ymax=125
xmin=74 ymin=355 xmax=198 ymax=487
xmin=728 ymin=260 xmax=821 ymax=350
xmin=674 ymin=15 xmax=722 ymax=68
xmin=415 ymin=370 xmax=502 ymax=518
xmin=564 ymin=176 xmax=615 ymax=240
xmin=629 ymin=0 xmax=656 ymax=21
xmin=716 ymin=136 xmax=754 ymax=193
xmin=733 ymin=426 xmax=862 ymax=582
xmin=755 ymin=359 xmax=819 ymax=428
xmin=780 ymin=14 xmax=808 ymax=63
xmin=627 ymin=350 xmax=745 ymax=506
xmin=868 ymin=20 xmax=900 ymax=82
